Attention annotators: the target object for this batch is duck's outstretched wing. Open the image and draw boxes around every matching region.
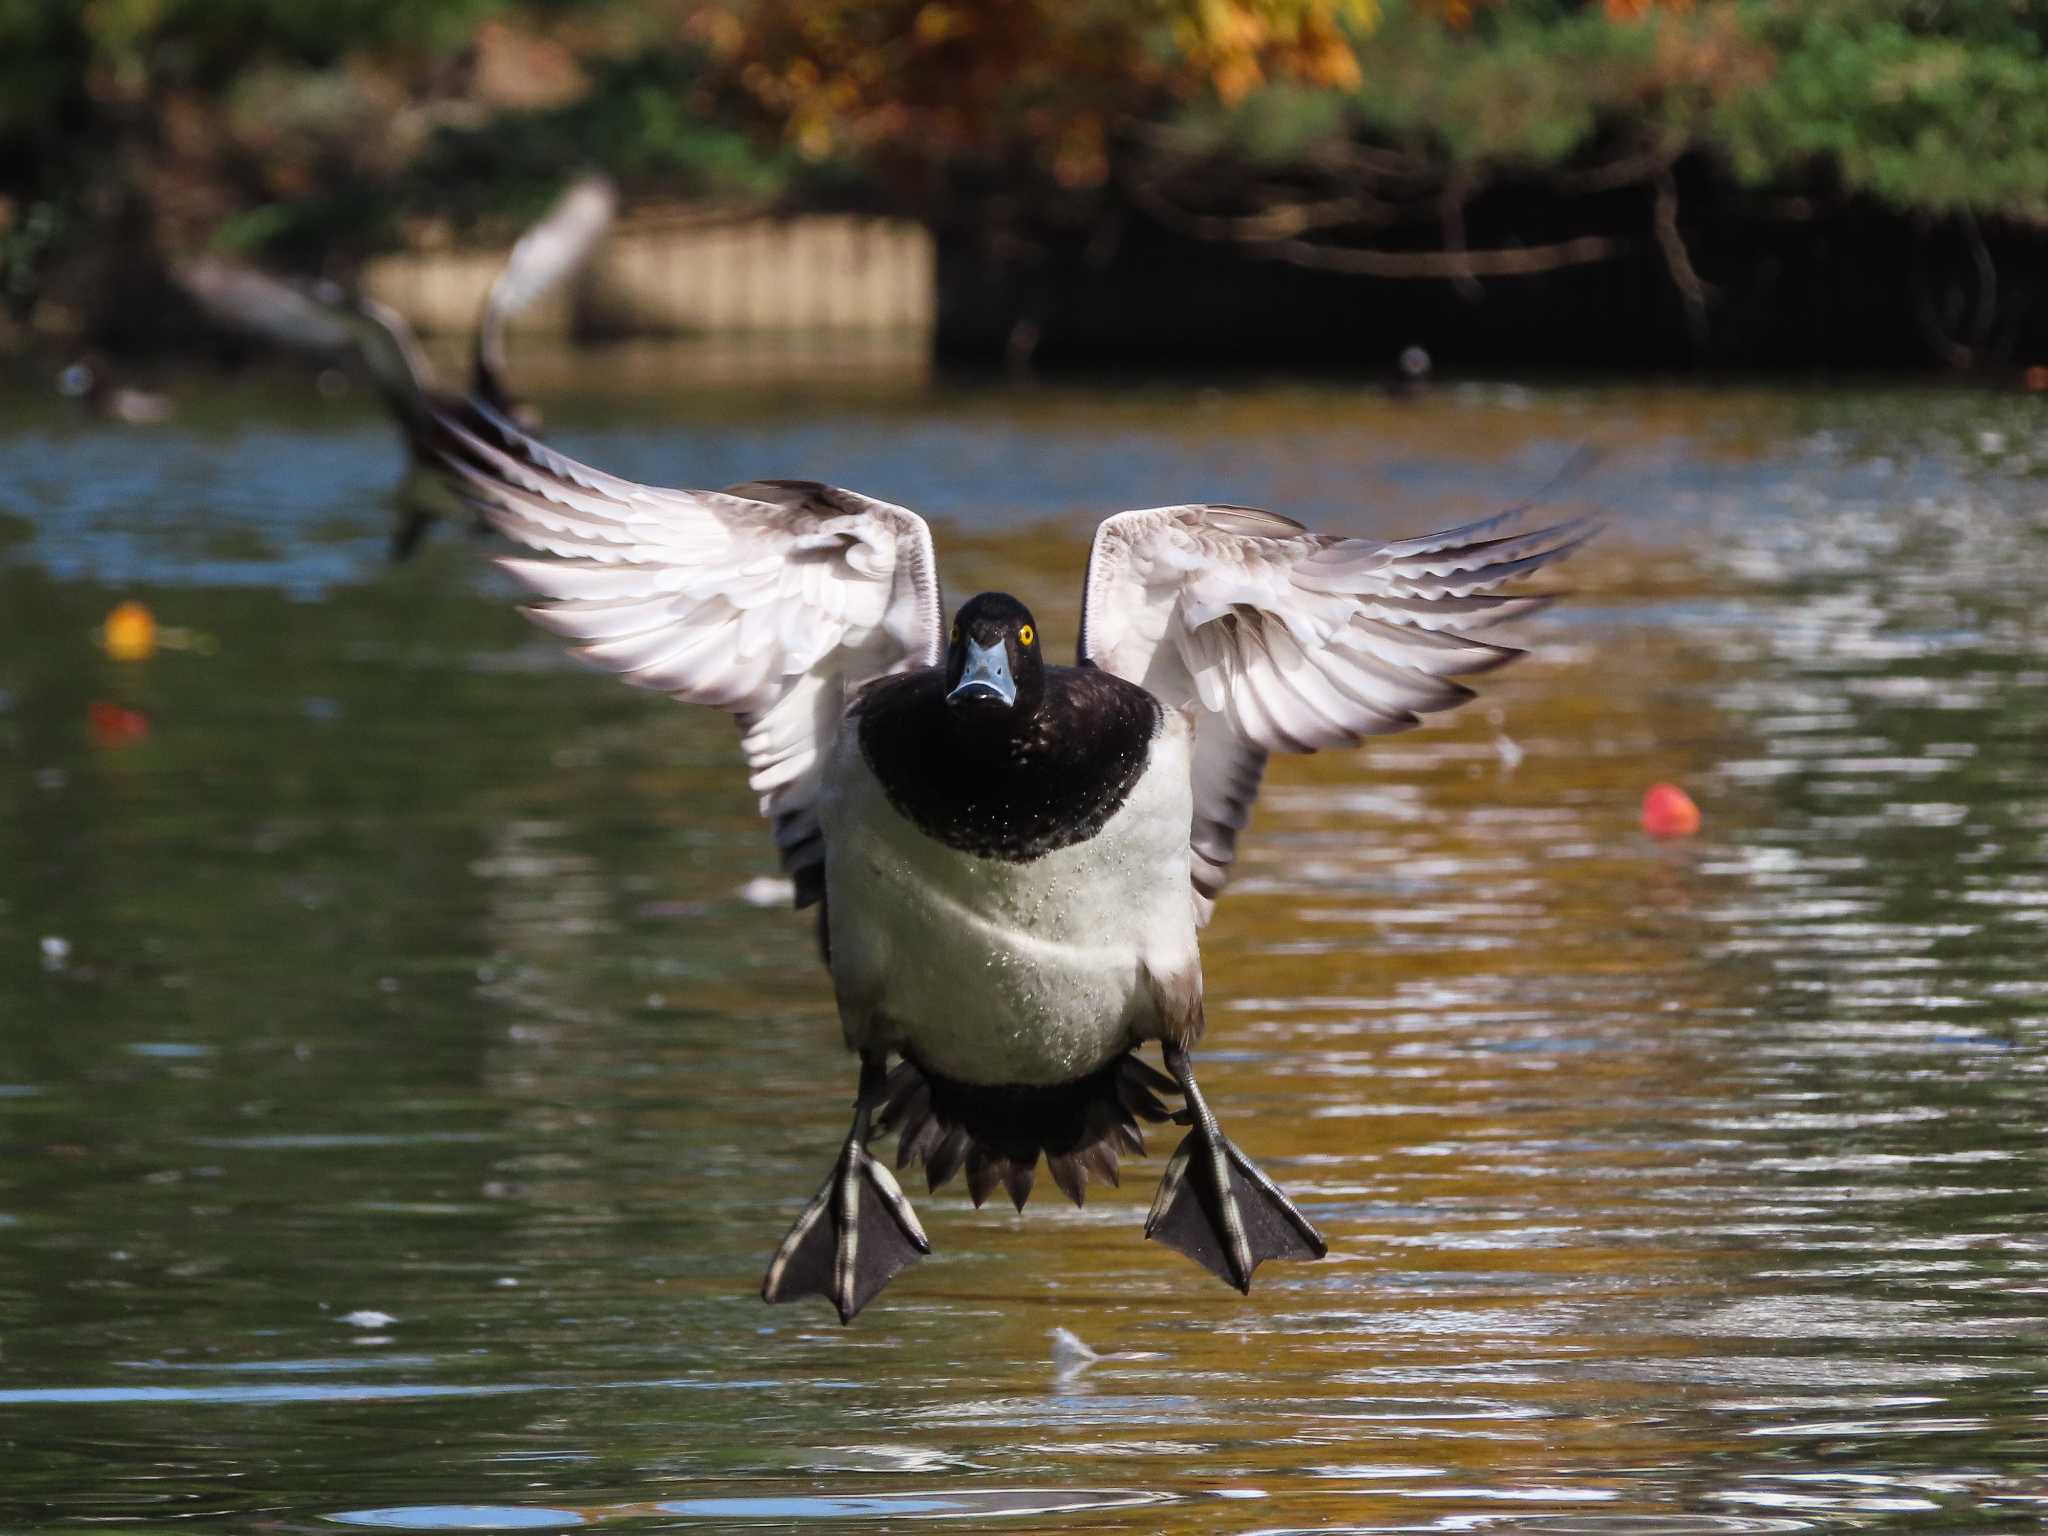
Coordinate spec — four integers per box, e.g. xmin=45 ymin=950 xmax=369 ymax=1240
xmin=176 ymin=256 xmax=358 ymax=355
xmin=430 ymin=401 xmax=943 ymax=907
xmin=1078 ymin=500 xmax=1594 ymax=923
xmin=174 ymin=256 xmax=438 ymax=429
xmin=472 ymin=175 xmax=617 ymax=417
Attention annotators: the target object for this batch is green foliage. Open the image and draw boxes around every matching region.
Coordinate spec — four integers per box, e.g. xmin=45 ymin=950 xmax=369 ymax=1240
xmin=0 ymin=0 xmax=801 ymax=322
xmin=0 ymin=198 xmax=68 ymax=311
xmin=9 ymin=0 xmax=2048 ymax=338
xmin=1350 ymin=6 xmax=1661 ymax=164
xmin=1715 ymin=4 xmax=2048 ymax=217
xmin=406 ymin=50 xmax=798 ymax=226
xmin=1171 ymin=0 xmax=1735 ymax=174
xmin=1168 ymin=82 xmax=1355 ymax=165
xmin=83 ymin=0 xmax=511 ymax=77
xmin=0 ymin=1 xmax=90 ymax=141
xmin=1168 ymin=0 xmax=2048 ymax=217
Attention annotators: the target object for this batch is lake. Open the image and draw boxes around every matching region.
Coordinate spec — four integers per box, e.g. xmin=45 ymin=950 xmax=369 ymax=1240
xmin=2 ymin=352 xmax=2045 ymax=1532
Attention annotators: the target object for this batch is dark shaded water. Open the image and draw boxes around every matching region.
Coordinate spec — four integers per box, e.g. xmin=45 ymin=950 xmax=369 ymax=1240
xmin=3 ymin=356 xmax=2047 ymax=1532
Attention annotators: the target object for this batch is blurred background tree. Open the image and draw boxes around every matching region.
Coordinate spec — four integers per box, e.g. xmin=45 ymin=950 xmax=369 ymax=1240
xmin=3 ymin=0 xmax=2047 ymax=360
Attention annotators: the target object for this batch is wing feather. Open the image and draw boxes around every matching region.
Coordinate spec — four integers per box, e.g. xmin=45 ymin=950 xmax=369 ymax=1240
xmin=482 ymin=176 xmax=616 ymax=334
xmin=473 ymin=175 xmax=617 ymax=416
xmin=174 ymin=255 xmax=437 ymax=429
xmin=1080 ymin=494 xmax=1590 ymax=923
xmin=429 ymin=400 xmax=943 ymax=908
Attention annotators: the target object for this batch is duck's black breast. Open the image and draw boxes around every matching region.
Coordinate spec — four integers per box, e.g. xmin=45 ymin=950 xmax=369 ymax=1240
xmin=855 ymin=664 xmax=1164 ymax=863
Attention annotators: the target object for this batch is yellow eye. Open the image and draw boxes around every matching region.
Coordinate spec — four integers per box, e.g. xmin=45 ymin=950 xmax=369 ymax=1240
xmin=1018 ymin=624 xmax=1034 ymax=647
xmin=950 ymin=623 xmax=960 ymax=644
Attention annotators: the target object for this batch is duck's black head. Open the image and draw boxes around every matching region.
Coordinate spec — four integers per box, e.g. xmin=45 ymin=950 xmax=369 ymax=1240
xmin=944 ymin=592 xmax=1045 ymax=722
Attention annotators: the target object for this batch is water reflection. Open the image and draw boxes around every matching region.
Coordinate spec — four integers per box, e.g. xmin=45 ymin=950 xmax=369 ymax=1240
xmin=331 ymin=1487 xmax=1180 ymax=1528
xmin=1 ymin=360 xmax=2045 ymax=1530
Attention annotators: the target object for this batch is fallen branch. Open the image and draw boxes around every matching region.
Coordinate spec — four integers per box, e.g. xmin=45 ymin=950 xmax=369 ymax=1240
xmin=1911 ymin=212 xmax=1999 ymax=368
xmin=1653 ymin=169 xmax=1712 ymax=347
xmin=1258 ymin=233 xmax=1617 ymax=278
xmin=1299 ymin=139 xmax=1444 ymax=186
xmin=1965 ymin=210 xmax=1998 ymax=348
xmin=1551 ymin=143 xmax=1681 ymax=195
xmin=1440 ymin=171 xmax=1482 ymax=300
xmin=1129 ymin=180 xmax=1396 ymax=241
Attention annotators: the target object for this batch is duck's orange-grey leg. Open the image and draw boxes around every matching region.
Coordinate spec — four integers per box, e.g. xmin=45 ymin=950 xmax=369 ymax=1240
xmin=390 ymin=507 xmax=434 ymax=563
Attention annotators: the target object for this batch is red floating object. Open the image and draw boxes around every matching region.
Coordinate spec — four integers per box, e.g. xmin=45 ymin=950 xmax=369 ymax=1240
xmin=1641 ymin=782 xmax=1700 ymax=838
xmin=88 ymin=700 xmax=149 ymax=747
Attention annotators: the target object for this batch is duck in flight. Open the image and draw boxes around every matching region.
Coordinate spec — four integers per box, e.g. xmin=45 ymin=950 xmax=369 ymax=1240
xmin=178 ymin=174 xmax=615 ymax=559
xmin=427 ymin=401 xmax=1594 ymax=1321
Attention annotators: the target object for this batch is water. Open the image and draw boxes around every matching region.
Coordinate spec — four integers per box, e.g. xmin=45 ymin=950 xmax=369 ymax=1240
xmin=2 ymin=354 xmax=2046 ymax=1532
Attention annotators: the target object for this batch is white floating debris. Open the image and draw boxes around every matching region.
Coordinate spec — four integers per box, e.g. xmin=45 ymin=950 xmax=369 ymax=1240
xmin=340 ymin=1309 xmax=397 ymax=1329
xmin=738 ymin=876 xmax=796 ymax=908
xmin=1050 ymin=1326 xmax=1102 ymax=1376
xmin=1485 ymin=708 xmax=1524 ymax=773
xmin=38 ymin=936 xmax=69 ymax=971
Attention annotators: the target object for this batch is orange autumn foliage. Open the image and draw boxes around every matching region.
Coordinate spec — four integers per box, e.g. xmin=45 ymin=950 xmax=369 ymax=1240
xmin=721 ymin=0 xmax=1373 ymax=183
xmin=1423 ymin=0 xmax=1692 ymax=25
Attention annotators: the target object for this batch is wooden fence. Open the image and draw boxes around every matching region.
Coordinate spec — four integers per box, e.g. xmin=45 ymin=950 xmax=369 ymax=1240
xmin=362 ymin=212 xmax=934 ymax=339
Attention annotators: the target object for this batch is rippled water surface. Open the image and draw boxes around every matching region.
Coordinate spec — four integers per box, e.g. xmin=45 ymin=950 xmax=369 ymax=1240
xmin=3 ymin=355 xmax=2046 ymax=1533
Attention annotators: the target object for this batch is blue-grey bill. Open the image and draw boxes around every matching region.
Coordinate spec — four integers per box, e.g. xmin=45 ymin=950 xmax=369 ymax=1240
xmin=947 ymin=637 xmax=1016 ymax=706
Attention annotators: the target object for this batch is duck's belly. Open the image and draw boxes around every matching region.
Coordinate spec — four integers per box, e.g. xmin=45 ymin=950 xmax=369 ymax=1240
xmin=820 ymin=717 xmax=1197 ymax=1085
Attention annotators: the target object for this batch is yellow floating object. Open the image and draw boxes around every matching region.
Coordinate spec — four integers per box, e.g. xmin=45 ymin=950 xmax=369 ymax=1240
xmin=101 ymin=600 xmax=158 ymax=661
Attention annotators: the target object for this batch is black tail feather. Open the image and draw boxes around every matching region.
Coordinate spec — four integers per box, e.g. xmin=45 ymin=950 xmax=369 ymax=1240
xmin=1047 ymin=1151 xmax=1087 ymax=1205
xmin=1001 ymin=1158 xmax=1035 ymax=1211
xmin=925 ymin=1124 xmax=969 ymax=1189
xmin=965 ymin=1145 xmax=1003 ymax=1208
xmin=1080 ymin=1139 xmax=1121 ymax=1186
xmin=876 ymin=1052 xmax=1177 ymax=1209
xmin=891 ymin=1075 xmax=936 ymax=1165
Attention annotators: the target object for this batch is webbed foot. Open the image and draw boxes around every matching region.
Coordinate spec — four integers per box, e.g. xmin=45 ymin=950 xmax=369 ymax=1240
xmin=761 ymin=1057 xmax=930 ymax=1322
xmin=1144 ymin=1044 xmax=1325 ymax=1292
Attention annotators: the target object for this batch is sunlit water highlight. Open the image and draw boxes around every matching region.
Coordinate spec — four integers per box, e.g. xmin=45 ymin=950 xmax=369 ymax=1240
xmin=1 ymin=356 xmax=2045 ymax=1531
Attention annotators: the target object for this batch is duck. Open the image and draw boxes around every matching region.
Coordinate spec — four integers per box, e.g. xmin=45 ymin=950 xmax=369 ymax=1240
xmin=57 ymin=355 xmax=175 ymax=425
xmin=1391 ymin=343 xmax=1433 ymax=400
xmin=426 ymin=399 xmax=1594 ymax=1322
xmin=177 ymin=174 xmax=615 ymax=559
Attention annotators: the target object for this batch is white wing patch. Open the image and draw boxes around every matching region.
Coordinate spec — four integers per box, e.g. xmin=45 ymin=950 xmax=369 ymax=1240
xmin=431 ymin=406 xmax=942 ymax=906
xmin=1079 ymin=500 xmax=1593 ymax=922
